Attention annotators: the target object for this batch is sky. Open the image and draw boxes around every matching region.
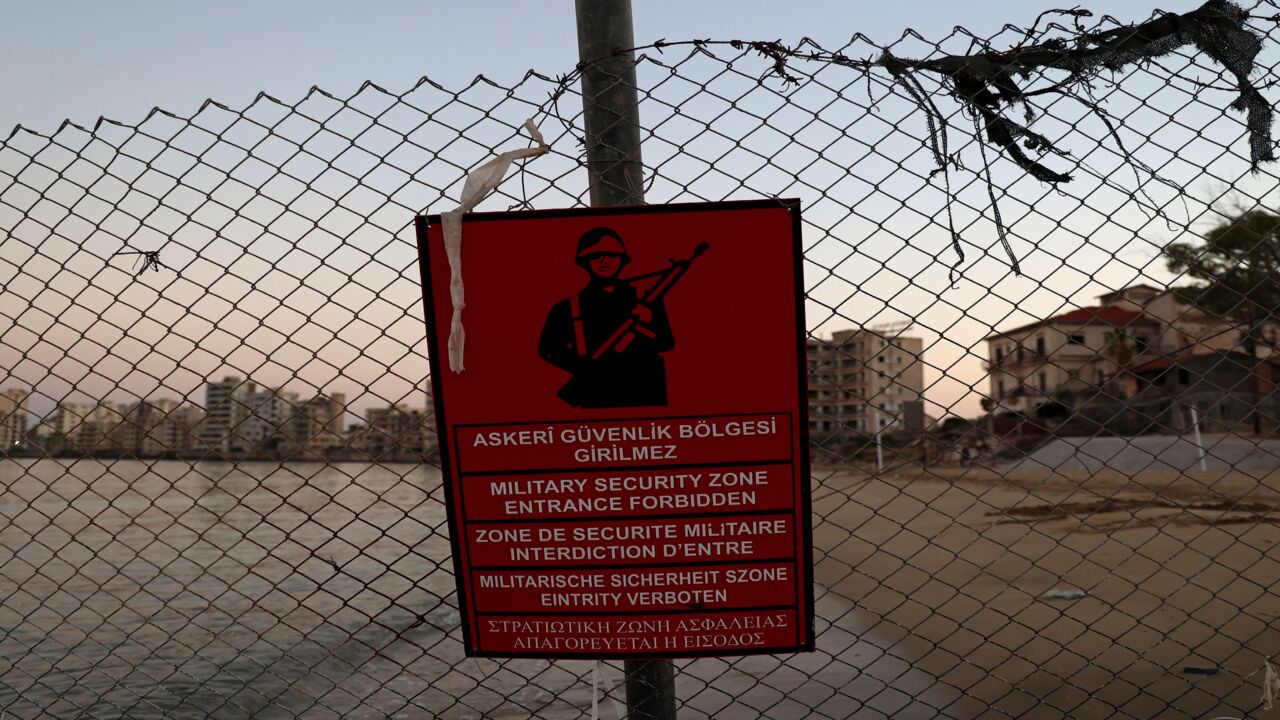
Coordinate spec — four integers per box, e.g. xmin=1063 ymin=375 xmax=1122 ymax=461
xmin=1 ymin=0 xmax=1265 ymax=425
xmin=0 ymin=0 xmax=1206 ymax=134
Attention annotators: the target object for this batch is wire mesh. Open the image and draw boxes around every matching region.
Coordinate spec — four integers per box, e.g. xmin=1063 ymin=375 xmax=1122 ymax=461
xmin=2 ymin=2 xmax=1280 ymax=718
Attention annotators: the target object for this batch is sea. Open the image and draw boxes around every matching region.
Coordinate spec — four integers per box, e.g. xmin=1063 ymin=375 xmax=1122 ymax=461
xmin=0 ymin=459 xmax=932 ymax=720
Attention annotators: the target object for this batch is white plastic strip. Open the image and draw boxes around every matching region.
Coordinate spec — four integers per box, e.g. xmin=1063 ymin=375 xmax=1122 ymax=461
xmin=1264 ymin=658 xmax=1279 ymax=710
xmin=590 ymin=661 xmax=626 ymax=720
xmin=441 ymin=119 xmax=548 ymax=372
xmin=591 ymin=662 xmax=599 ymax=720
xmin=605 ymin=663 xmax=626 ymax=719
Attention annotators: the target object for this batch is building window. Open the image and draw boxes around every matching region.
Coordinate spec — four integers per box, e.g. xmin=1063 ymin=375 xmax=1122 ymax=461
xmin=1035 ymin=336 xmax=1045 ymax=355
xmin=1069 ymin=334 xmax=1085 ymax=345
xmin=997 ymin=381 xmax=1005 ymax=397
xmin=1135 ymin=336 xmax=1150 ymax=353
xmin=1178 ymin=367 xmax=1191 ymax=385
xmin=1039 ymin=373 xmax=1047 ymax=392
xmin=996 ymin=348 xmax=1004 ymax=362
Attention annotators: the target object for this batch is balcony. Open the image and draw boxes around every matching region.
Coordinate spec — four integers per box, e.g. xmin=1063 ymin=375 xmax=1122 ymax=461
xmin=985 ymin=350 xmax=1046 ymax=369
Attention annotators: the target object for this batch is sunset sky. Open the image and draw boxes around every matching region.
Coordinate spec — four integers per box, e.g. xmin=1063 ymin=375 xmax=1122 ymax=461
xmin=1 ymin=0 xmax=1211 ymax=132
xmin=2 ymin=0 xmax=1278 ymax=424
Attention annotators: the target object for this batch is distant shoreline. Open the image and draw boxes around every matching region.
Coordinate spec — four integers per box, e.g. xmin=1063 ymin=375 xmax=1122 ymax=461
xmin=0 ymin=451 xmax=441 ymax=464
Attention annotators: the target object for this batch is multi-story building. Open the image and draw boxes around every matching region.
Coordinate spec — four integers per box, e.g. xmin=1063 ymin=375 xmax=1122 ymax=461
xmin=200 ymin=377 xmax=257 ymax=455
xmin=152 ymin=404 xmax=205 ymax=456
xmin=344 ymin=422 xmax=368 ymax=453
xmin=353 ymin=404 xmax=432 ymax=461
xmin=77 ymin=402 xmax=128 ymax=454
xmin=118 ymin=399 xmax=171 ymax=456
xmin=288 ymin=392 xmax=347 ymax=455
xmin=807 ymin=328 xmax=926 ymax=437
xmin=39 ymin=399 xmax=203 ymax=457
xmin=117 ymin=398 xmax=195 ymax=456
xmin=240 ymin=387 xmax=299 ymax=454
xmin=0 ymin=388 xmax=29 ymax=451
xmin=984 ymin=284 xmax=1262 ymax=415
xmin=421 ymin=409 xmax=439 ymax=459
xmin=39 ymin=403 xmax=91 ymax=438
xmin=33 ymin=403 xmax=91 ymax=453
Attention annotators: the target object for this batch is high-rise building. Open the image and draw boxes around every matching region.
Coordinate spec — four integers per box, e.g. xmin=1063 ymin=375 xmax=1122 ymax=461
xmin=807 ymin=329 xmax=926 ymax=438
xmin=288 ymin=392 xmax=347 ymax=455
xmin=157 ymin=405 xmax=205 ymax=456
xmin=0 ymin=388 xmax=29 ymax=451
xmin=118 ymin=398 xmax=182 ymax=456
xmin=355 ymin=404 xmax=432 ymax=461
xmin=241 ymin=387 xmax=299 ymax=454
xmin=32 ymin=401 xmax=130 ymax=455
xmin=78 ymin=402 xmax=127 ymax=453
xmin=33 ymin=403 xmax=91 ymax=454
xmin=200 ymin=377 xmax=257 ymax=455
xmin=37 ymin=403 xmax=90 ymax=438
xmin=421 ymin=408 xmax=439 ymax=459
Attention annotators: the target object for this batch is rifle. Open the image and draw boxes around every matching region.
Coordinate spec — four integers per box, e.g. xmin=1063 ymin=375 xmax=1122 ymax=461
xmin=590 ymin=242 xmax=709 ymax=359
xmin=556 ymin=242 xmax=709 ymax=407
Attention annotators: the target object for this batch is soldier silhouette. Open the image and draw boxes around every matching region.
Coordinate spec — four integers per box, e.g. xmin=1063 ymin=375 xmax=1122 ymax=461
xmin=538 ymin=227 xmax=676 ymax=408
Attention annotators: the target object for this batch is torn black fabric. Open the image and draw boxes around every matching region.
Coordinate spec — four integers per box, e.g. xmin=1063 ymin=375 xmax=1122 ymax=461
xmin=901 ymin=0 xmax=1275 ymax=175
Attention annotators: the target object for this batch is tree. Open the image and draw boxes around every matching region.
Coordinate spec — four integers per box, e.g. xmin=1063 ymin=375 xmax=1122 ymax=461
xmin=1165 ymin=209 xmax=1280 ymax=434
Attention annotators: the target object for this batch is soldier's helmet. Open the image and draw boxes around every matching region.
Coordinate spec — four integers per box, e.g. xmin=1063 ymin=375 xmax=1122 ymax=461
xmin=575 ymin=227 xmax=630 ymax=270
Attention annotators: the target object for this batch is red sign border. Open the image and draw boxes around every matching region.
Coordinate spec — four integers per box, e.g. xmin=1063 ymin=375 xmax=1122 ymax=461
xmin=415 ymin=198 xmax=815 ymax=659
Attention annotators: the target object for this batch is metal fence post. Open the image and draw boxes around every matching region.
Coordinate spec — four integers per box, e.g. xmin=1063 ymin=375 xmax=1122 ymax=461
xmin=873 ymin=408 xmax=884 ymax=472
xmin=1190 ymin=405 xmax=1208 ymax=471
xmin=575 ymin=0 xmax=646 ymax=206
xmin=574 ymin=1 xmax=676 ymax=719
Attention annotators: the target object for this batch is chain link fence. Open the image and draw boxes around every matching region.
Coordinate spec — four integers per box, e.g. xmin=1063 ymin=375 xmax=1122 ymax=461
xmin=3 ymin=1 xmax=1280 ymax=718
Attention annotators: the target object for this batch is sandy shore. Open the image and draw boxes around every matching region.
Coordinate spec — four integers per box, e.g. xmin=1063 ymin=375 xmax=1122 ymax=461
xmin=4 ymin=460 xmax=1273 ymax=718
xmin=801 ymin=463 xmax=1280 ymax=719
xmin=450 ymin=464 xmax=1280 ymax=719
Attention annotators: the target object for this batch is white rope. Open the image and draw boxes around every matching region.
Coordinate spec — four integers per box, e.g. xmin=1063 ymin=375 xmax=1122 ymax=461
xmin=440 ymin=119 xmax=548 ymax=372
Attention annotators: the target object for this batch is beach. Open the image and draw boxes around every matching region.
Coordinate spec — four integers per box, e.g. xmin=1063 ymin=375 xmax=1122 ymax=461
xmin=1 ymin=458 xmax=1275 ymax=718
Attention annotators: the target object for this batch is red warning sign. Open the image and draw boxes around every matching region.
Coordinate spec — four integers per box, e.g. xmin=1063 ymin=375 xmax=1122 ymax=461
xmin=416 ymin=199 xmax=813 ymax=658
